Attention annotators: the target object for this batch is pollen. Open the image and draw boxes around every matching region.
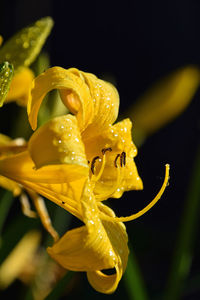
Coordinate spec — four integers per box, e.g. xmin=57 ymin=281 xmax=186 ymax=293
xmin=91 ymin=156 xmax=100 ymax=174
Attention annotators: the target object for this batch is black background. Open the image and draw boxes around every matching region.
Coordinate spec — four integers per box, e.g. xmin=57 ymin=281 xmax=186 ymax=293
xmin=0 ymin=0 xmax=200 ymax=299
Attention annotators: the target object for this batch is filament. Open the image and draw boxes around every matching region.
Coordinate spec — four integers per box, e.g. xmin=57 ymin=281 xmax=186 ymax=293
xmin=95 ymin=165 xmax=122 ymax=201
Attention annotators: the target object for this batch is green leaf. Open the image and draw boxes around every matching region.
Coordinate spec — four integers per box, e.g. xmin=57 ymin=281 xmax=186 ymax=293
xmin=0 ymin=17 xmax=54 ymax=72
xmin=0 ymin=62 xmax=14 ymax=107
xmin=164 ymin=144 xmax=200 ymax=300
xmin=123 ymin=245 xmax=149 ymax=300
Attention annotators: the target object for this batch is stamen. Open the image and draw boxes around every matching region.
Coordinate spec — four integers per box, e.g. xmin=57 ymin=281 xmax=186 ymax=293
xmin=120 ymin=152 xmax=126 ymax=167
xmin=19 ymin=193 xmax=37 ymax=218
xmin=100 ymin=164 xmax=170 ymax=222
xmin=91 ymin=148 xmax=112 ymax=182
xmin=96 ymin=153 xmax=125 ymax=201
xmin=91 ymin=156 xmax=100 ymax=174
xmin=28 ymin=190 xmax=59 ymax=242
xmin=114 ymin=154 xmax=120 ymax=168
xmin=102 ymin=147 xmax=112 ymax=155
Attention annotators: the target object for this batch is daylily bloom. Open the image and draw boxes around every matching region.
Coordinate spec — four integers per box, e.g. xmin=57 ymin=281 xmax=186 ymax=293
xmin=0 ymin=67 xmax=169 ymax=293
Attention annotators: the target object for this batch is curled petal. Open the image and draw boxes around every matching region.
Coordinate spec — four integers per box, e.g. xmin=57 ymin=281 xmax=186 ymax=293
xmin=47 ymin=224 xmax=116 ymax=272
xmin=77 ymin=70 xmax=119 ymax=138
xmin=28 ymin=115 xmax=88 ymax=169
xmin=28 ymin=67 xmax=119 ymax=133
xmin=47 ymin=181 xmax=118 ymax=271
xmin=87 ymin=203 xmax=129 ymax=294
xmin=47 ymin=181 xmax=129 ymax=294
xmin=27 ymin=67 xmax=94 ymax=131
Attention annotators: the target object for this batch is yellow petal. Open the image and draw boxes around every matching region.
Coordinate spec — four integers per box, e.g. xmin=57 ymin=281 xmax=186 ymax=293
xmin=27 ymin=67 xmax=119 ymax=134
xmin=87 ymin=203 xmax=129 ymax=294
xmin=84 ymin=118 xmax=143 ymax=199
xmin=47 ymin=180 xmax=117 ymax=271
xmin=28 ymin=114 xmax=88 ymax=169
xmin=47 ymin=224 xmax=116 ymax=272
xmin=27 ymin=66 xmax=93 ymax=131
xmin=6 ymin=67 xmax=34 ymax=106
xmin=0 ymin=151 xmax=87 ymax=219
xmin=21 ymin=178 xmax=86 ymax=220
xmin=74 ymin=69 xmax=119 ymax=139
xmin=0 ymin=150 xmax=88 ymax=184
xmin=0 ymin=175 xmax=21 ymax=196
xmin=0 ymin=230 xmax=41 ymax=289
xmin=0 ymin=115 xmax=88 ymax=184
xmin=130 ymin=65 xmax=200 ymax=143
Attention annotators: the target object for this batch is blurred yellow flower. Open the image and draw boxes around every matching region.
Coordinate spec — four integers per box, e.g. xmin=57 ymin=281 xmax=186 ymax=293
xmin=0 ymin=230 xmax=41 ymax=289
xmin=130 ymin=65 xmax=200 ymax=145
xmin=0 ymin=67 xmax=169 ymax=293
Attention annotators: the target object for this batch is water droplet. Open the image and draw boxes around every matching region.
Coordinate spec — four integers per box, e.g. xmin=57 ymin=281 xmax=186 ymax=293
xmin=23 ymin=41 xmax=29 ymax=48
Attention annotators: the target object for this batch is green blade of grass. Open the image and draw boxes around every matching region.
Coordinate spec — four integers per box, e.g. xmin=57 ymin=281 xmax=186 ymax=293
xmin=164 ymin=144 xmax=200 ymax=300
xmin=124 ymin=245 xmax=149 ymax=300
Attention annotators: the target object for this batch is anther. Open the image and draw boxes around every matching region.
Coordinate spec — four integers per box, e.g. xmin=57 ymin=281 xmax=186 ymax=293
xmin=120 ymin=151 xmax=126 ymax=167
xmin=102 ymin=147 xmax=112 ymax=155
xmin=114 ymin=154 xmax=121 ymax=168
xmin=62 ymin=201 xmax=65 ymax=204
xmin=91 ymin=156 xmax=100 ymax=174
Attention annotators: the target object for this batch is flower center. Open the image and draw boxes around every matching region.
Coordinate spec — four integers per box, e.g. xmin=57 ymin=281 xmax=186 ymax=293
xmin=89 ymin=147 xmax=126 ymax=201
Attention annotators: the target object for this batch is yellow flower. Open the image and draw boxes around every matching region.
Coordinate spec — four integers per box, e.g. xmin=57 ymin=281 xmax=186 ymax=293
xmin=0 ymin=230 xmax=41 ymax=289
xmin=130 ymin=65 xmax=200 ymax=145
xmin=0 ymin=67 xmax=169 ymax=293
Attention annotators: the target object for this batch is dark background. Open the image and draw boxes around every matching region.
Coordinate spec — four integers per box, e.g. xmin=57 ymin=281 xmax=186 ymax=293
xmin=0 ymin=0 xmax=200 ymax=299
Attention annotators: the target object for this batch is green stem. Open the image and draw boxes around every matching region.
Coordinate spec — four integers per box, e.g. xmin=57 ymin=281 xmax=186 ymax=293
xmin=164 ymin=144 xmax=200 ymax=300
xmin=124 ymin=245 xmax=149 ymax=300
